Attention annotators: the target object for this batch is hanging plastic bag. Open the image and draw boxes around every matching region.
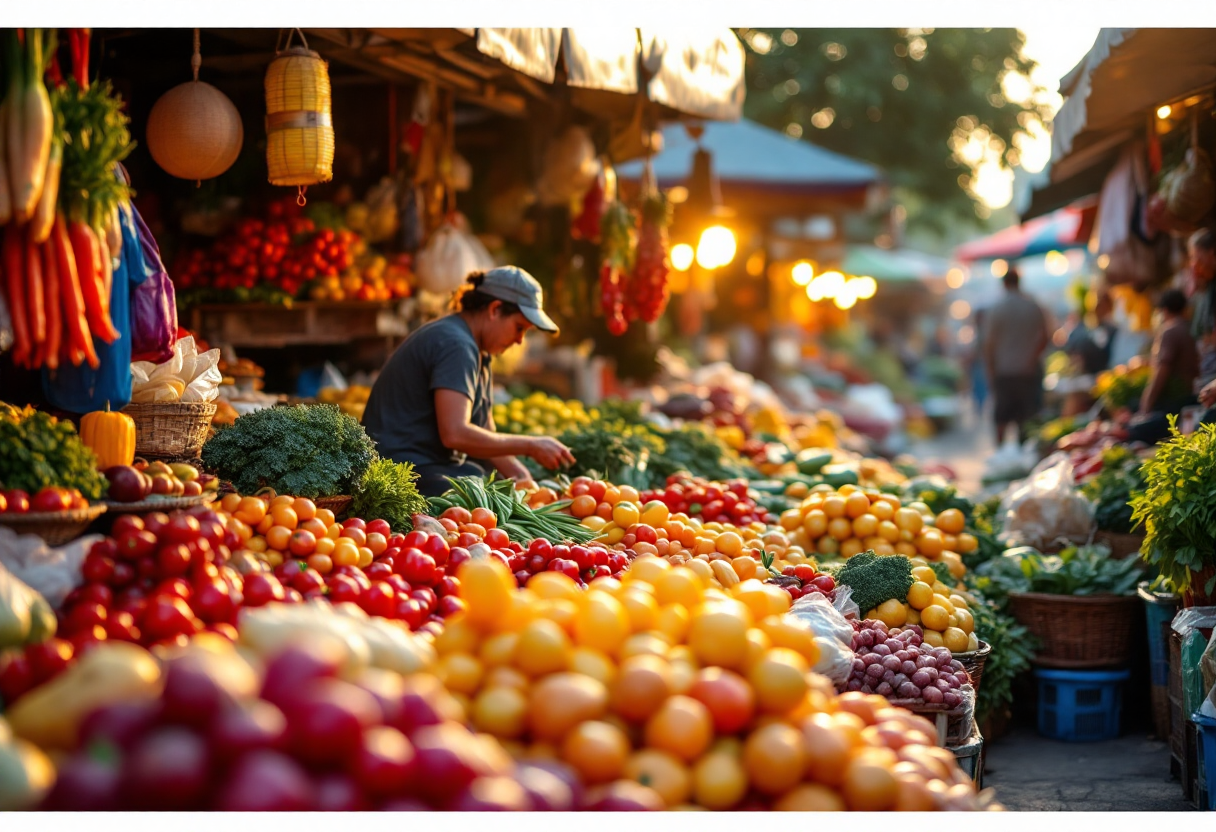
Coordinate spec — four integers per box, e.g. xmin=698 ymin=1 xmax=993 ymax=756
xmin=997 ymin=452 xmax=1095 ymax=550
xmin=129 ymin=203 xmax=178 ymax=364
xmin=414 ymin=216 xmax=495 ymax=295
xmin=536 ymin=125 xmax=597 ymax=207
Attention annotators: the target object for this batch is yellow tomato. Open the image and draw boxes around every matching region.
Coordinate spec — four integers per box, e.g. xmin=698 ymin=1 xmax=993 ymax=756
xmin=688 ymin=601 xmax=752 ymax=669
xmin=515 ymin=618 xmax=573 ymax=676
xmin=613 ymin=501 xmax=641 ymax=527
xmin=574 ymin=592 xmax=631 ymax=655
xmin=906 ymin=581 xmax=934 ymax=611
xmin=920 ymin=604 xmax=951 ymax=632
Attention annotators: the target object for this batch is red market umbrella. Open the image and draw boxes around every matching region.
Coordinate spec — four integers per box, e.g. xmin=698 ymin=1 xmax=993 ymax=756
xmin=954 ymin=199 xmax=1098 ymax=263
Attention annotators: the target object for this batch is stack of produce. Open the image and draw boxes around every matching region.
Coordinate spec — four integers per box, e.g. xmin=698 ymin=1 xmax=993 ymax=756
xmin=492 ymin=392 xmax=593 ymax=437
xmin=0 ymin=403 xmax=107 ymax=505
xmin=317 ymin=384 xmax=372 ymax=422
xmin=102 ymin=460 xmax=219 ymax=502
xmin=842 ymin=620 xmax=972 ymax=707
xmin=640 ymin=475 xmax=776 ymax=526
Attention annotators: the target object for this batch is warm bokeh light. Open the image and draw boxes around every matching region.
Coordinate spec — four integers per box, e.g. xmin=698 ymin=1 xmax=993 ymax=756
xmin=991 ymin=259 xmax=1009 ymax=278
xmin=851 ymin=276 xmax=877 ymax=300
xmin=671 ymin=243 xmax=694 ymax=272
xmin=1157 ymin=104 xmax=1172 ymax=120
xmin=666 ymin=186 xmax=689 ymax=204
xmin=946 ymin=267 xmax=966 ymax=289
xmin=1044 ymin=249 xmax=1070 ymax=276
xmin=813 ymin=270 xmax=846 ymax=300
xmin=696 ymin=226 xmax=737 ymax=270
xmin=950 ymin=299 xmax=972 ymax=320
xmin=958 ymin=324 xmax=975 ymax=345
xmin=833 ymin=284 xmax=858 ymax=310
xmin=746 ymin=250 xmax=767 ymax=277
xmin=1096 ymin=253 xmax=1111 ymax=270
xmin=792 ymin=261 xmax=814 ymax=285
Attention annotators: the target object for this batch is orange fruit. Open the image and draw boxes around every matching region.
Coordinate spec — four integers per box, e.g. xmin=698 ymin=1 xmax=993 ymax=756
xmin=265 ymin=525 xmax=291 ymax=552
xmin=743 ymin=722 xmax=807 ymax=795
xmin=731 ymin=556 xmax=758 ymax=582
xmin=618 ymin=589 xmax=661 ymax=633
xmin=528 ymin=673 xmax=609 ymax=742
xmin=611 ymin=654 xmax=674 ymax=722
xmin=852 ymin=513 xmax=879 ymax=539
xmin=748 ymin=648 xmax=810 ymax=714
xmin=956 ymin=532 xmax=979 ymax=554
xmin=844 ymin=492 xmax=871 ymax=519
xmin=623 ymin=749 xmax=692 ymax=808
xmin=691 ymin=750 xmax=748 ymax=810
xmin=827 ymin=517 xmax=853 ymax=541
xmin=872 ymin=598 xmax=907 ymax=628
xmin=841 ymin=753 xmax=899 ymax=811
xmin=331 ymin=540 xmax=358 ymax=568
xmin=773 ymin=783 xmax=847 ymax=811
xmin=471 ymin=506 xmax=497 ymax=530
xmin=655 ymin=603 xmax=691 ymax=645
xmin=459 ymin=559 xmax=516 ymax=630
xmin=687 ymin=601 xmax=751 ymax=669
xmin=869 ymin=500 xmax=895 ymax=522
xmin=919 ymin=604 xmax=951 ymax=632
xmin=758 ymin=616 xmax=821 ymax=667
xmin=942 ymin=627 xmax=969 ymax=653
xmin=574 ymin=591 xmax=630 ymax=655
xmin=515 ymin=618 xmax=573 ymax=676
xmin=269 ymin=505 xmax=298 ymax=531
xmin=687 ymin=667 xmax=756 ymax=734
xmin=821 ymin=495 xmax=847 ymax=519
xmin=562 ymin=720 xmax=630 ymax=784
xmin=644 ymin=695 xmax=714 ymax=762
xmin=653 ymin=568 xmax=703 ymax=610
xmin=290 ymin=498 xmax=316 ymax=522
xmin=906 ymin=581 xmax=934 ymax=610
xmin=916 ymin=531 xmax=944 ymax=559
xmin=800 ymin=712 xmax=855 ymax=786
xmin=437 ymin=652 xmax=484 ymax=695
xmin=935 ymin=508 xmax=965 ymax=535
xmin=314 ymin=508 xmax=336 ymax=527
xmin=472 ymin=686 xmax=529 ymax=739
xmin=894 ymin=508 xmax=923 ymax=534
xmin=569 ymin=647 xmax=618 ymax=687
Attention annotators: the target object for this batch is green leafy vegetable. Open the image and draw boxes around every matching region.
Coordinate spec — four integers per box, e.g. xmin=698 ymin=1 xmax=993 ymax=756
xmin=0 ymin=404 xmax=106 ymax=500
xmin=836 ymin=551 xmax=914 ymax=615
xmin=972 ymin=544 xmax=1143 ymax=604
xmin=201 ymin=404 xmax=376 ymax=499
xmin=55 ymin=78 xmax=134 ymax=229
xmin=349 ymin=459 xmax=429 ymax=532
xmin=1081 ymin=446 xmax=1146 ymax=534
xmin=428 ymin=474 xmax=595 ymax=545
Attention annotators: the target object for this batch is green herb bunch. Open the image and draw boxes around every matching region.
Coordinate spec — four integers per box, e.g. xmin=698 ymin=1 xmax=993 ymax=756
xmin=533 ymin=419 xmax=666 ymax=487
xmin=0 ymin=405 xmax=107 ymax=500
xmin=201 ymin=404 xmax=376 ymax=499
xmin=1081 ymin=446 xmax=1146 ymax=534
xmin=55 ymin=78 xmax=135 ymax=228
xmin=972 ymin=544 xmax=1143 ymax=604
xmin=1129 ymin=418 xmax=1216 ymax=595
xmin=348 ymin=459 xmax=430 ymax=532
xmin=428 ymin=475 xmax=595 ymax=545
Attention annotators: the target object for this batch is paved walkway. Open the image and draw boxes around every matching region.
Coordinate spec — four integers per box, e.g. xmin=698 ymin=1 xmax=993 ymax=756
xmin=983 ymin=728 xmax=1194 ymax=811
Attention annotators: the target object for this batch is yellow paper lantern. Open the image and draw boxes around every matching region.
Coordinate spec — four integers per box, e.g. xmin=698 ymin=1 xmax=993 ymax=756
xmin=264 ymin=31 xmax=334 ymax=194
xmin=145 ymin=30 xmax=243 ymax=183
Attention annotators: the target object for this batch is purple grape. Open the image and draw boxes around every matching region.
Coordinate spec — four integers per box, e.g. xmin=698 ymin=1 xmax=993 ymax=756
xmin=862 ymin=653 xmax=882 ymax=667
xmin=846 ymin=678 xmax=863 ymax=692
xmin=898 ymin=682 xmax=920 ymax=699
xmin=872 ymin=620 xmax=889 ymax=635
xmin=943 ymin=691 xmax=962 ymax=708
xmin=901 ymin=660 xmax=918 ymax=676
xmin=891 ymin=673 xmax=909 ymax=689
xmin=911 ymin=670 xmax=931 ymax=688
xmin=950 ymin=660 xmax=964 ymax=672
xmin=935 ymin=679 xmax=951 ymax=692
xmin=872 ymin=643 xmax=892 ymax=658
xmin=876 ymin=682 xmax=893 ymax=696
xmin=882 ymin=655 xmax=903 ymax=672
xmin=917 ymin=655 xmax=936 ymax=670
xmin=955 ymin=671 xmax=970 ymax=686
xmin=852 ymin=658 xmax=865 ymax=672
xmin=924 ymin=667 xmax=940 ymax=683
xmin=860 ymin=684 xmax=873 ymax=694
xmin=894 ymin=650 xmax=911 ymax=663
xmin=866 ymin=663 xmax=886 ymax=679
xmin=859 ymin=630 xmax=875 ymax=647
xmin=882 ymin=669 xmax=896 ymax=684
xmin=922 ymin=686 xmax=944 ymax=704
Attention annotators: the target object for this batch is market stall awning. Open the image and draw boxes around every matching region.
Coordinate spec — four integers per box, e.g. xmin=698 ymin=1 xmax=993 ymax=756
xmin=841 ymin=246 xmax=950 ymax=283
xmin=472 ymin=27 xmax=745 ymax=120
xmin=616 ymin=118 xmax=881 ymax=193
xmin=1050 ymin=28 xmax=1216 ymax=169
xmin=953 ymin=199 xmax=1098 ymax=263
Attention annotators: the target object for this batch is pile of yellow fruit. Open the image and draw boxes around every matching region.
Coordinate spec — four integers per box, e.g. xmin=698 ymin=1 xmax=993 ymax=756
xmin=317 ymin=384 xmax=372 ymax=422
xmin=438 ymin=556 xmax=995 ymax=810
xmin=777 ymin=485 xmax=976 ymax=579
xmin=864 ymin=563 xmax=980 ymax=654
xmin=493 ymin=392 xmax=594 ymax=436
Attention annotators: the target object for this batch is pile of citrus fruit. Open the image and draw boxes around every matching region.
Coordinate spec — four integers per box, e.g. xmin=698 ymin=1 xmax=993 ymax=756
xmin=435 ymin=555 xmax=996 ymax=810
xmin=493 ymin=392 xmax=594 ymax=436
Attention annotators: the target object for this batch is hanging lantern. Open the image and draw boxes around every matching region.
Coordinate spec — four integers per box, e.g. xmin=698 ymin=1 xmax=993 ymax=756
xmin=145 ymin=30 xmax=243 ymax=184
xmin=264 ymin=29 xmax=334 ymax=202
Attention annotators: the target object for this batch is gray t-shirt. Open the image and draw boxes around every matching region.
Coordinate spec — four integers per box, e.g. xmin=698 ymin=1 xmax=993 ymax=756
xmin=362 ymin=314 xmax=492 ymax=467
xmin=984 ymin=291 xmax=1048 ymax=378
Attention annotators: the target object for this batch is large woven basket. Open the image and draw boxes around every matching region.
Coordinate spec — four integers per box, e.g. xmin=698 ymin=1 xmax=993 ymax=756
xmin=954 ymin=640 xmax=993 ymax=696
xmin=1007 ymin=591 xmax=1140 ymax=668
xmin=313 ymin=495 xmax=352 ymax=517
xmin=0 ymin=504 xmax=108 ymax=546
xmin=123 ymin=402 xmax=217 ymax=458
xmin=1094 ymin=530 xmax=1146 ymax=560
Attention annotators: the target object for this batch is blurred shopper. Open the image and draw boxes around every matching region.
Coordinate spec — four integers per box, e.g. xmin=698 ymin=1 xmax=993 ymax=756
xmin=983 ymin=267 xmax=1049 ymax=445
xmin=967 ymin=308 xmax=989 ymax=418
xmin=1129 ymin=289 xmax=1198 ymax=443
xmin=1183 ymin=228 xmax=1216 ymax=425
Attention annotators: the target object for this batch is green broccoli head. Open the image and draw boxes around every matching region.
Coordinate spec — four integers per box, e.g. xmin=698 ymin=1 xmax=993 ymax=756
xmin=836 ymin=551 xmax=915 ymax=615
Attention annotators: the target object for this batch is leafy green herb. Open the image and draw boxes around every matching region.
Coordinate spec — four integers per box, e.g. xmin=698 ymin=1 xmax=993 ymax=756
xmin=0 ymin=405 xmax=107 ymax=500
xmin=972 ymin=544 xmax=1144 ymax=604
xmin=1081 ymin=446 xmax=1146 ymax=534
xmin=55 ymin=78 xmax=135 ymax=229
xmin=201 ymin=404 xmax=376 ymax=499
xmin=428 ymin=474 xmax=595 ymax=545
xmin=349 ymin=459 xmax=429 ymax=532
xmin=1130 ymin=418 xmax=1216 ymax=595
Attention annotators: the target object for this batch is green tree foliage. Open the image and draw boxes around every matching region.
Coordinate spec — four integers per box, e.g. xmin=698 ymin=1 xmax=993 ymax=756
xmin=739 ymin=28 xmax=1052 ymax=234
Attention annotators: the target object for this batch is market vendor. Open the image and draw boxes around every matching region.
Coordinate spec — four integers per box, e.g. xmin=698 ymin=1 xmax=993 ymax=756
xmin=1127 ymin=289 xmax=1198 ymax=444
xmin=362 ymin=267 xmax=575 ymax=496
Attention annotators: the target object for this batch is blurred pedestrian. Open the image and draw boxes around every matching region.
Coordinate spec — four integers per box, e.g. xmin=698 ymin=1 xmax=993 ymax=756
xmin=1128 ymin=289 xmax=1198 ymax=443
xmin=967 ymin=308 xmax=989 ymax=418
xmin=983 ymin=267 xmax=1049 ymax=445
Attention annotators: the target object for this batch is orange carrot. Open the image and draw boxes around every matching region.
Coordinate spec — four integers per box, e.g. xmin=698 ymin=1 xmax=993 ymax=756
xmin=68 ymin=218 xmax=118 ymax=344
xmin=24 ymin=222 xmax=45 ymax=350
xmin=40 ymin=236 xmax=60 ymax=370
xmin=53 ymin=213 xmax=98 ymax=369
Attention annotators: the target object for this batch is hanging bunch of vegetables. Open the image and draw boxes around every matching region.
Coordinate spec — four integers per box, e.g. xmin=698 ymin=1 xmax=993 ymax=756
xmin=627 ymin=160 xmax=672 ymax=325
xmin=0 ymin=28 xmax=134 ymax=372
xmin=598 ymin=200 xmax=636 ymax=336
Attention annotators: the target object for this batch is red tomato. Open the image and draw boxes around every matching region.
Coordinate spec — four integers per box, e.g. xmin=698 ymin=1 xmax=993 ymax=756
xmin=140 ymin=595 xmax=195 ymax=641
xmin=1 ymin=489 xmax=30 ymax=513
xmin=288 ymin=530 xmax=317 ymax=557
xmin=483 ymin=528 xmax=510 ymax=550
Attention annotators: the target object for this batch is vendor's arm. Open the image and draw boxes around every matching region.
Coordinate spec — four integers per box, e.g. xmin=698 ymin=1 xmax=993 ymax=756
xmin=434 ymin=389 xmax=574 ymax=470
xmin=1139 ymin=330 xmax=1174 ymax=414
xmin=485 ymin=412 xmax=537 ymax=486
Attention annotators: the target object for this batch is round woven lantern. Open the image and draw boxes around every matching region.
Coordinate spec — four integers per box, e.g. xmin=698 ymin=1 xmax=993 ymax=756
xmin=145 ymin=31 xmax=244 ymax=183
xmin=265 ymin=31 xmax=334 ymax=192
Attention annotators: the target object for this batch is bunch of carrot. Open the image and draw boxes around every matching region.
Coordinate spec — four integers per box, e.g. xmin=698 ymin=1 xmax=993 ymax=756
xmin=0 ymin=28 xmax=132 ymax=372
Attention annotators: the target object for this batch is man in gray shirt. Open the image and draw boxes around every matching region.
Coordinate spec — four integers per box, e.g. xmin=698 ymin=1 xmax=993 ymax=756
xmin=362 ymin=267 xmax=575 ymax=496
xmin=982 ymin=268 xmax=1049 ymax=445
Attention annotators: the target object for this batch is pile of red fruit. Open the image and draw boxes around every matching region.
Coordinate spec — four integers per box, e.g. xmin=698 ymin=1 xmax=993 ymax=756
xmin=844 ymin=620 xmax=971 ymax=707
xmin=173 ymin=201 xmax=358 ymax=300
xmin=0 ymin=486 xmax=90 ymax=514
xmin=41 ymin=645 xmax=590 ymax=811
xmin=642 ymin=475 xmax=774 ymax=526
xmin=767 ymin=563 xmax=837 ymax=602
xmin=505 ymin=538 xmax=631 ymax=589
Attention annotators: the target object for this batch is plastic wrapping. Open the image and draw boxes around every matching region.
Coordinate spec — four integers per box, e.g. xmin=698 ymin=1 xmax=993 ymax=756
xmin=129 ymin=202 xmax=178 ymax=364
xmin=832 ymin=583 xmax=862 ymax=622
xmin=130 ymin=336 xmax=222 ymax=404
xmin=0 ymin=526 xmax=98 ymax=610
xmin=789 ymin=593 xmax=854 ymax=647
xmin=1171 ymin=606 xmax=1216 ymax=636
xmin=414 ymin=218 xmax=496 ymax=295
xmin=997 ymin=452 xmax=1094 ymax=550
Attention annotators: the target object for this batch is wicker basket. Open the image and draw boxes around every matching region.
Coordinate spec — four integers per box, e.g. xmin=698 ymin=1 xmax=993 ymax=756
xmin=1007 ymin=591 xmax=1140 ymax=668
xmin=0 ymin=504 xmax=108 ymax=546
xmin=314 ymin=495 xmax=352 ymax=517
xmin=1094 ymin=530 xmax=1146 ymax=560
xmin=123 ymin=402 xmax=217 ymax=458
xmin=954 ymin=640 xmax=993 ymax=695
xmin=104 ymin=492 xmax=217 ymax=514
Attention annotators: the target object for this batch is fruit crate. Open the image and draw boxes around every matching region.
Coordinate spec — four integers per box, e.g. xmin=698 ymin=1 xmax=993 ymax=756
xmin=949 ymin=722 xmax=985 ymax=788
xmin=1139 ymin=583 xmax=1180 ymax=688
xmin=890 ymin=699 xmax=972 ymax=747
xmin=1034 ymin=668 xmax=1129 ymax=742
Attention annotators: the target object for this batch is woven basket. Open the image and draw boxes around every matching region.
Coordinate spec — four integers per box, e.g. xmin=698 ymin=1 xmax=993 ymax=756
xmin=314 ymin=495 xmax=352 ymax=517
xmin=954 ymin=640 xmax=993 ymax=696
xmin=0 ymin=504 xmax=108 ymax=546
xmin=104 ymin=492 xmax=217 ymax=515
xmin=1007 ymin=591 xmax=1140 ymax=668
xmin=123 ymin=402 xmax=217 ymax=458
xmin=1095 ymin=530 xmax=1145 ymax=560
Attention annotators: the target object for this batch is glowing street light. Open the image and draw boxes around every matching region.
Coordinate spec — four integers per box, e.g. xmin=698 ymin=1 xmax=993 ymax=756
xmin=814 ymin=270 xmax=846 ymax=299
xmin=671 ymin=243 xmax=695 ymax=272
xmin=792 ymin=261 xmax=814 ymax=285
xmin=695 ymin=225 xmax=737 ymax=270
xmin=851 ymin=276 xmax=877 ymax=300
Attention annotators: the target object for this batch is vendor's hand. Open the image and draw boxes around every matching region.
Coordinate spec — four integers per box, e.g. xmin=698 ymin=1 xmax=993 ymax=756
xmin=1200 ymin=380 xmax=1216 ymax=407
xmin=514 ymin=476 xmax=539 ymax=493
xmin=527 ymin=437 xmax=575 ymax=470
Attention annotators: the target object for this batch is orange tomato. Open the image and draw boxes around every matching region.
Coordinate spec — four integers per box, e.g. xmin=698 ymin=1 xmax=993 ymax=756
xmin=821 ymin=495 xmax=847 ymax=519
xmin=691 ymin=750 xmax=748 ymax=810
xmin=574 ymin=592 xmax=630 ymax=655
xmin=515 ymin=618 xmax=573 ymax=677
xmin=731 ymin=556 xmax=757 ymax=581
xmin=298 ymin=517 xmax=329 ymax=540
xmin=827 ymin=517 xmax=853 ymax=541
xmin=562 ymin=720 xmax=631 ymax=785
xmin=265 ymin=525 xmax=292 ymax=552
xmin=289 ymin=529 xmax=317 ymax=557
xmin=332 ymin=540 xmax=359 ymax=568
xmin=570 ymin=647 xmax=618 ymax=688
xmin=291 ymin=498 xmax=316 ymax=522
xmin=623 ymin=748 xmax=691 ymax=808
xmin=852 ymin=514 xmax=879 ymax=539
xmin=458 ymin=558 xmax=517 ymax=630
xmin=841 ymin=753 xmax=899 ymax=811
xmin=306 ymin=553 xmax=332 ymax=574
xmin=747 ymin=648 xmax=810 ymax=714
xmin=800 ymin=712 xmax=855 ymax=786
xmin=644 ymin=695 xmax=713 ymax=762
xmin=743 ymin=722 xmax=806 ymax=796
xmin=366 ymin=532 xmax=388 ymax=557
xmin=869 ymin=499 xmax=895 ymax=522
xmin=340 ymin=526 xmax=367 ymax=547
xmin=687 ymin=602 xmax=751 ymax=669
xmin=570 ymin=495 xmax=598 ymax=518
xmin=441 ymin=506 xmax=473 ymax=526
xmin=916 ymin=531 xmax=944 ymax=559
xmin=935 ymin=508 xmax=965 ymax=535
xmin=773 ymin=783 xmax=847 ymax=811
xmin=687 ymin=667 xmax=755 ymax=734
xmin=472 ymin=685 xmax=529 ymax=739
xmin=528 ymin=673 xmax=609 ymax=742
xmin=315 ymin=508 xmax=336 ymax=527
xmin=844 ymin=492 xmax=871 ymax=519
xmin=895 ymin=508 xmax=924 ymax=534
xmin=269 ymin=505 xmax=298 ymax=531
xmin=471 ymin=507 xmax=497 ymax=530
xmin=610 ymin=654 xmax=674 ymax=722
xmin=220 ymin=493 xmax=242 ymax=513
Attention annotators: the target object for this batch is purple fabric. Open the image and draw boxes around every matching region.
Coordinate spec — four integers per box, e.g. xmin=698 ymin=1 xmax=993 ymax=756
xmin=129 ymin=205 xmax=177 ymax=363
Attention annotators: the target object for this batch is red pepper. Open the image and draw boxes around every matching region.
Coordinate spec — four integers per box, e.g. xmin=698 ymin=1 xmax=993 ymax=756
xmin=40 ymin=238 xmax=61 ymax=371
xmin=2 ymin=224 xmax=31 ymax=367
xmin=52 ymin=214 xmax=99 ymax=369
